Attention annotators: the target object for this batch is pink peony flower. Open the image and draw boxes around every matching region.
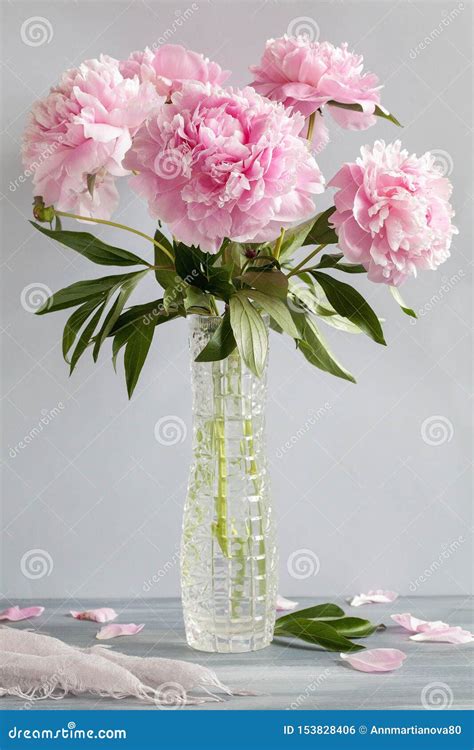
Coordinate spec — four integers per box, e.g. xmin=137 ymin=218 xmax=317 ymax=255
xmin=125 ymin=82 xmax=324 ymax=252
xmin=22 ymin=55 xmax=161 ymax=219
xmin=329 ymin=140 xmax=457 ymax=285
xmin=250 ymin=36 xmax=382 ymax=141
xmin=120 ymin=44 xmax=230 ymax=98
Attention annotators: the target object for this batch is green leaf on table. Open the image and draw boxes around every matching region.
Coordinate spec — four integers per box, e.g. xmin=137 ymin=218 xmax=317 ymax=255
xmin=229 ymin=293 xmax=268 ymax=377
xmin=327 ymin=100 xmax=402 ymax=128
xmin=36 ymin=272 xmax=139 ymax=314
xmin=238 ymin=269 xmax=288 ymax=299
xmin=390 ymin=286 xmax=417 ymax=318
xmin=123 ymin=317 xmax=155 ymax=398
xmin=30 ymin=222 xmax=148 ymax=266
xmin=291 ymin=311 xmax=356 ymax=383
xmin=69 ymin=302 xmax=105 ymax=374
xmin=274 ymin=618 xmax=364 ymax=653
xmin=276 ymin=602 xmax=345 ymax=626
xmin=195 ymin=310 xmax=237 ymax=362
xmin=153 ymin=228 xmax=176 ymax=290
xmin=311 ymin=272 xmax=386 ymax=345
xmin=314 ymin=253 xmax=366 ymax=274
xmin=318 ymin=617 xmax=378 ymax=639
xmin=246 ymin=290 xmax=299 ymax=338
xmin=302 ymin=207 xmax=338 ymax=247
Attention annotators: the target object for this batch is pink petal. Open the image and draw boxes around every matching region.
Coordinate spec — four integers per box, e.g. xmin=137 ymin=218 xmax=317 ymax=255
xmin=391 ymin=613 xmax=449 ymax=633
xmin=276 ymin=595 xmax=298 ymax=611
xmin=349 ymin=590 xmax=398 ymax=607
xmin=96 ymin=623 xmax=144 ymax=640
xmin=70 ymin=608 xmax=118 ymax=623
xmin=0 ymin=605 xmax=44 ymax=622
xmin=410 ymin=627 xmax=473 ymax=645
xmin=341 ymin=648 xmax=407 ymax=672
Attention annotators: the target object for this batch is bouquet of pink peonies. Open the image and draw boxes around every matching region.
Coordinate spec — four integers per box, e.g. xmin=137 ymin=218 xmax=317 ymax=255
xmin=23 ymin=38 xmax=457 ymax=395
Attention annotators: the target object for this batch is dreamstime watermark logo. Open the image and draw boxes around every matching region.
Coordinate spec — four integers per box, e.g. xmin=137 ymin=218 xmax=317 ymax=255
xmin=20 ymin=283 xmax=52 ymax=313
xmin=155 ymin=149 xmax=192 ymax=180
xmin=421 ymin=682 xmax=454 ymax=710
xmin=20 ymin=16 xmax=54 ymax=47
xmin=288 ymin=668 xmax=332 ymax=709
xmin=287 ymin=548 xmax=320 ymax=579
xmin=275 ymin=403 xmax=331 ymax=458
xmin=20 ymin=548 xmax=54 ymax=579
xmin=154 ymin=416 xmax=187 ymax=446
xmin=409 ymin=536 xmax=465 ymax=592
xmin=9 ymin=403 xmax=65 ymax=459
xmin=154 ymin=681 xmax=187 ymax=709
xmin=287 ymin=16 xmax=320 ymax=42
xmin=431 ymin=149 xmax=454 ymax=176
xmin=10 ymin=138 xmax=64 ymax=193
xmin=409 ymin=3 xmax=464 ymax=59
xmin=150 ymin=4 xmax=199 ymax=50
xmin=143 ymin=549 xmax=180 ymax=592
xmin=410 ymin=269 xmax=465 ymax=325
xmin=421 ymin=416 xmax=454 ymax=446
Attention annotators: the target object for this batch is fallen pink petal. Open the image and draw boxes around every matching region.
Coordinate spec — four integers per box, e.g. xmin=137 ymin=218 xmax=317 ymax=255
xmin=70 ymin=608 xmax=118 ymax=623
xmin=410 ymin=627 xmax=473 ymax=645
xmin=391 ymin=613 xmax=449 ymax=633
xmin=340 ymin=648 xmax=407 ymax=672
xmin=349 ymin=590 xmax=398 ymax=607
xmin=0 ymin=605 xmax=44 ymax=622
xmin=96 ymin=623 xmax=145 ymax=640
xmin=276 ymin=595 xmax=298 ymax=611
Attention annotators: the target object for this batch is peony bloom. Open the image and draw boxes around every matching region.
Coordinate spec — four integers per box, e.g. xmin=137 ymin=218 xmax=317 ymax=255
xmin=22 ymin=55 xmax=161 ymax=219
xmin=120 ymin=44 xmax=230 ymax=98
xmin=329 ymin=140 xmax=457 ymax=286
xmin=250 ymin=36 xmax=382 ymax=144
xmin=125 ymin=82 xmax=324 ymax=253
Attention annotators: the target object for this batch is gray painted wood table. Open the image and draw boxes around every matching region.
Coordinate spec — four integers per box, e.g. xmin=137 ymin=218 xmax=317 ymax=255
xmin=1 ymin=596 xmax=472 ymax=711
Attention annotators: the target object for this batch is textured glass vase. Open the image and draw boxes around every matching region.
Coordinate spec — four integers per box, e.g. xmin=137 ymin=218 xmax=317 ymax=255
xmin=181 ymin=315 xmax=278 ymax=653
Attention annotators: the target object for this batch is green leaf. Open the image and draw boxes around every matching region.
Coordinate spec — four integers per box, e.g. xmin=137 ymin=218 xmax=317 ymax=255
xmin=302 ymin=207 xmax=338 ymax=247
xmin=195 ymin=311 xmax=237 ymax=362
xmin=390 ymin=286 xmax=417 ymax=318
xmin=62 ymin=299 xmax=101 ymax=363
xmin=69 ymin=302 xmax=105 ymax=374
xmin=292 ymin=312 xmax=356 ymax=383
xmin=278 ymin=219 xmax=314 ymax=261
xmin=311 ymin=272 xmax=386 ymax=345
xmin=92 ymin=270 xmax=147 ymax=361
xmin=229 ymin=294 xmax=268 ymax=377
xmin=247 ymin=290 xmax=299 ymax=338
xmin=276 ymin=603 xmax=345 ymax=626
xmin=319 ymin=617 xmax=378 ymax=639
xmin=274 ymin=619 xmax=364 ymax=652
xmin=238 ymin=269 xmax=288 ymax=299
xmin=314 ymin=253 xmax=366 ymax=274
xmin=174 ymin=244 xmax=234 ymax=300
xmin=36 ymin=272 xmax=139 ymax=314
xmin=110 ymin=300 xmax=170 ymax=335
xmin=163 ymin=275 xmax=186 ymax=313
xmin=290 ymin=285 xmax=363 ymax=335
xmin=327 ymin=100 xmax=402 ymax=127
xmin=123 ymin=317 xmax=155 ymax=398
xmin=30 ymin=222 xmax=148 ymax=266
xmin=153 ymin=228 xmax=176 ymax=290
xmin=184 ymin=287 xmax=213 ymax=314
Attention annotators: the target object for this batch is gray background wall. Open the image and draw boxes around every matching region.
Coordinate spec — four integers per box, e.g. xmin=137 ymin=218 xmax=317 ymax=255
xmin=1 ymin=0 xmax=472 ymax=607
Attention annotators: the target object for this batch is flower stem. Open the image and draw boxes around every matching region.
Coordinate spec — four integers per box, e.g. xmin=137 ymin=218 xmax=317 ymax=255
xmin=306 ymin=112 xmax=316 ymax=142
xmin=287 ymin=243 xmax=326 ymax=278
xmin=212 ymin=361 xmax=230 ymax=559
xmin=273 ymin=227 xmax=285 ymax=262
xmin=54 ymin=211 xmax=175 ymax=263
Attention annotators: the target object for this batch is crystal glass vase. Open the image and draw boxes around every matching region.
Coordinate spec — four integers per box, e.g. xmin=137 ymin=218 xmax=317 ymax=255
xmin=181 ymin=315 xmax=278 ymax=653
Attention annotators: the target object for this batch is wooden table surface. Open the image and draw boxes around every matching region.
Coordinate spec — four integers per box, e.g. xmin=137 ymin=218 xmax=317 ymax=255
xmin=1 ymin=596 xmax=472 ymax=711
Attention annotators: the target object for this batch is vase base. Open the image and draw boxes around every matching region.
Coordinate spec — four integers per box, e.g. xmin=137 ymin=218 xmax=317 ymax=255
xmin=184 ymin=615 xmax=273 ymax=653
